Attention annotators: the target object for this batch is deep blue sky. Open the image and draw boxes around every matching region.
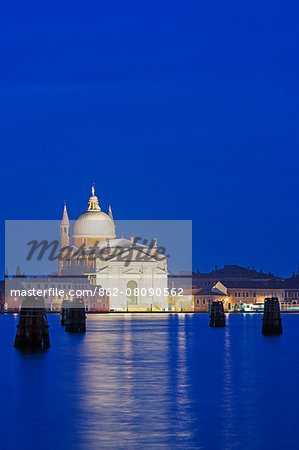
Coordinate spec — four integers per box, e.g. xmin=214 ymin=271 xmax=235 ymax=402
xmin=1 ymin=1 xmax=298 ymax=277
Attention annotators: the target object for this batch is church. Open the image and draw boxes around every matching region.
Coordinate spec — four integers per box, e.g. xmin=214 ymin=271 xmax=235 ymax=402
xmin=59 ymin=186 xmax=169 ymax=311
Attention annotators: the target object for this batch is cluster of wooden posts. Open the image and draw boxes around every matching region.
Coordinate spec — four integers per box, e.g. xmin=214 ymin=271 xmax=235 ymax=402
xmin=14 ymin=296 xmax=86 ymax=350
xmin=14 ymin=297 xmax=50 ymax=349
xmin=60 ymin=298 xmax=86 ymax=332
xmin=13 ymin=295 xmax=282 ymax=349
xmin=261 ymin=297 xmax=283 ymax=335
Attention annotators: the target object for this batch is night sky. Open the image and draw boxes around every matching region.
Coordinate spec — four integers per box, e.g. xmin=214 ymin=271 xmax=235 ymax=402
xmin=1 ymin=1 xmax=298 ymax=277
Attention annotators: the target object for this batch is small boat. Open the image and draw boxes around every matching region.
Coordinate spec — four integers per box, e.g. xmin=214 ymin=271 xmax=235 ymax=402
xmin=234 ymin=302 xmax=264 ymax=313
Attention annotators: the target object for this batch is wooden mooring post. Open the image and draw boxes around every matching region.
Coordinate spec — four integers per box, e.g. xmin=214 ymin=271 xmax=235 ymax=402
xmin=262 ymin=297 xmax=282 ymax=335
xmin=65 ymin=298 xmax=86 ymax=333
xmin=209 ymin=301 xmax=226 ymax=327
xmin=14 ymin=296 xmax=50 ymax=349
xmin=60 ymin=299 xmax=69 ymax=326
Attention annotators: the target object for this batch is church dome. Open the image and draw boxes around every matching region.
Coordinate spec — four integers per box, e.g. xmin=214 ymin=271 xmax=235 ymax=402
xmin=73 ymin=210 xmax=115 ymax=238
xmin=72 ymin=186 xmax=116 ymax=239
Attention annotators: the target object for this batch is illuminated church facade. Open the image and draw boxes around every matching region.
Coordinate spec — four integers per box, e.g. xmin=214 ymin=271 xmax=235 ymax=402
xmin=59 ymin=187 xmax=168 ymax=311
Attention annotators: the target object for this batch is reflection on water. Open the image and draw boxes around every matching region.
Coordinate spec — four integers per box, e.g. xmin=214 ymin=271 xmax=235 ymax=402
xmin=1 ymin=314 xmax=299 ymax=449
xmin=222 ymin=319 xmax=236 ymax=446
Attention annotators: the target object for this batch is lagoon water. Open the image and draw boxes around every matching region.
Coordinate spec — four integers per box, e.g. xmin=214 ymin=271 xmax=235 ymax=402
xmin=1 ymin=313 xmax=299 ymax=449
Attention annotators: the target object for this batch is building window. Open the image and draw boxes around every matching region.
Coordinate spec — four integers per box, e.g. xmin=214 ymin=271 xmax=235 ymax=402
xmin=127 ymin=280 xmax=138 ymax=305
xmin=238 ymin=292 xmax=241 ymax=297
xmin=196 ymin=299 xmax=199 ymax=305
xmin=235 ymin=292 xmax=238 ymax=297
xmin=246 ymin=292 xmax=248 ymax=298
xmin=83 ymin=238 xmax=87 ymax=245
xmin=202 ymin=299 xmax=206 ymax=305
xmin=253 ymin=292 xmax=256 ymax=297
xmin=64 ymin=227 xmax=67 ymax=233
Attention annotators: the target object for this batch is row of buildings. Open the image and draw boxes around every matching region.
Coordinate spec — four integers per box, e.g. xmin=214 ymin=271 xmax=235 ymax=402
xmin=191 ymin=266 xmax=299 ymax=312
xmin=2 ymin=265 xmax=298 ymax=313
xmin=2 ymin=187 xmax=298 ymax=312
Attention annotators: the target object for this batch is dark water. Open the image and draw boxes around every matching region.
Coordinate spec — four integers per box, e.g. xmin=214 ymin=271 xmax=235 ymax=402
xmin=1 ymin=313 xmax=299 ymax=450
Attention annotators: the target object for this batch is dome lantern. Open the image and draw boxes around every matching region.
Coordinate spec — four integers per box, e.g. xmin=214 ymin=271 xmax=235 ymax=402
xmin=87 ymin=185 xmax=101 ymax=211
xmin=72 ymin=185 xmax=116 ymax=244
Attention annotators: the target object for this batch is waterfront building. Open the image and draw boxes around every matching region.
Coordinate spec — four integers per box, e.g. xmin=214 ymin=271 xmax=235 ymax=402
xmin=4 ymin=274 xmax=109 ymax=312
xmin=221 ymin=275 xmax=299 ymax=311
xmin=193 ymin=285 xmax=231 ymax=312
xmin=59 ymin=186 xmax=168 ymax=311
xmin=192 ymin=264 xmax=279 ymax=288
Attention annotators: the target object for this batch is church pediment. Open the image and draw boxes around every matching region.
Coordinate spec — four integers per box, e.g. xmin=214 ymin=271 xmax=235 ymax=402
xmin=106 ymin=247 xmax=166 ymax=263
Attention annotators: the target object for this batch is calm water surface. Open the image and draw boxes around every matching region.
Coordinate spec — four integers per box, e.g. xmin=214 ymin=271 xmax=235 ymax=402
xmin=1 ymin=313 xmax=298 ymax=449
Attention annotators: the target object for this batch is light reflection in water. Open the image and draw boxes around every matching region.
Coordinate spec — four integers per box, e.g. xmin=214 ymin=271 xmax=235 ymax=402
xmin=78 ymin=314 xmax=174 ymax=448
xmin=222 ymin=319 xmax=236 ymax=446
xmin=0 ymin=313 xmax=298 ymax=449
xmin=174 ymin=314 xmax=194 ymax=442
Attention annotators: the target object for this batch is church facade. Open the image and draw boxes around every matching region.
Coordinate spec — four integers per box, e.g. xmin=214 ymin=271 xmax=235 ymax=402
xmin=59 ymin=187 xmax=169 ymax=311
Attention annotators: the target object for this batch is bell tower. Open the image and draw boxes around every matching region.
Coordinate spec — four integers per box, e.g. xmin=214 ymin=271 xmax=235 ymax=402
xmin=59 ymin=202 xmax=70 ymax=274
